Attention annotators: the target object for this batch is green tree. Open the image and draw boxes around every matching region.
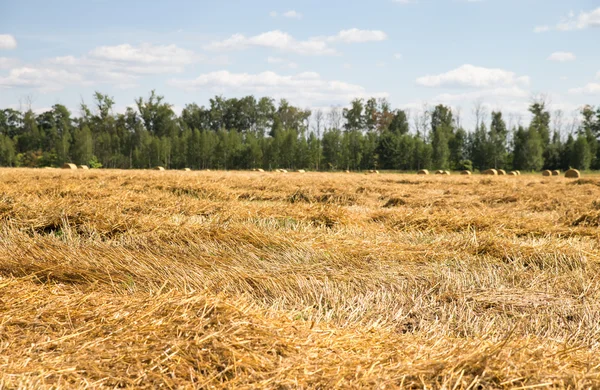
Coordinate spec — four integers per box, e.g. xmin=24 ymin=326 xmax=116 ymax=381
xmin=488 ymin=111 xmax=508 ymax=169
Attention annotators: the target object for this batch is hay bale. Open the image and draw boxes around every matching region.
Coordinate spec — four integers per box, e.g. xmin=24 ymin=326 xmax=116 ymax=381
xmin=345 ymin=170 xmax=351 ymax=173
xmin=281 ymin=169 xmax=288 ymax=173
xmin=257 ymin=169 xmax=265 ymax=172
xmin=297 ymin=169 xmax=306 ymax=173
xmin=78 ymin=165 xmax=89 ymax=170
xmin=482 ymin=169 xmax=498 ymax=175
xmin=565 ymin=169 xmax=581 ymax=178
xmin=509 ymin=171 xmax=517 ymax=176
xmin=542 ymin=170 xmax=552 ymax=176
xmin=183 ymin=168 xmax=191 ymax=171
xmin=417 ymin=169 xmax=429 ymax=175
xmin=435 ymin=170 xmax=444 ymax=175
xmin=62 ymin=163 xmax=77 ymax=170
xmin=461 ymin=170 xmax=472 ymax=175
xmin=552 ymin=170 xmax=560 ymax=176
xmin=515 ymin=170 xmax=521 ymax=175
xmin=443 ymin=170 xmax=450 ymax=175
xmin=154 ymin=166 xmax=165 ymax=171
xmin=498 ymin=169 xmax=506 ymax=175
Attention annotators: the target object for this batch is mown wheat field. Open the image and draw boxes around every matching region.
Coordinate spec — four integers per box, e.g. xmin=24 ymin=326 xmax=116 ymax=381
xmin=1 ymin=168 xmax=600 ymax=389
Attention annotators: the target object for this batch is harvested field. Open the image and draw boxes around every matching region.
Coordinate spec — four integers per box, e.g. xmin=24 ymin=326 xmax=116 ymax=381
xmin=1 ymin=168 xmax=600 ymax=388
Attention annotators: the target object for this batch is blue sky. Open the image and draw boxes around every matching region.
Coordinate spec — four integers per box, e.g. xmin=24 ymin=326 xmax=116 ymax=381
xmin=0 ymin=0 xmax=599 ymax=129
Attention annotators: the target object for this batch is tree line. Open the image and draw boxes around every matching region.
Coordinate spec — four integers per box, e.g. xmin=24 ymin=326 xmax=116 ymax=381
xmin=0 ymin=91 xmax=599 ymax=172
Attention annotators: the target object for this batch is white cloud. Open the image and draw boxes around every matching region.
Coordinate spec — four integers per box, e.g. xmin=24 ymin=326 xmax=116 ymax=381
xmin=534 ymin=25 xmax=550 ymax=33
xmin=169 ymin=70 xmax=387 ymax=105
xmin=0 ymin=67 xmax=86 ymax=92
xmin=325 ymin=29 xmax=388 ymax=43
xmin=89 ymin=43 xmax=195 ymax=71
xmin=267 ymin=56 xmax=298 ymax=69
xmin=205 ymin=30 xmax=337 ymax=56
xmin=40 ymin=43 xmax=208 ymax=89
xmin=596 ymin=71 xmax=600 ymax=79
xmin=569 ymin=83 xmax=600 ymax=95
xmin=283 ymin=10 xmax=303 ymax=19
xmin=547 ymin=52 xmax=576 ymax=62
xmin=537 ymin=7 xmax=600 ymax=32
xmin=416 ymin=64 xmax=530 ymax=88
xmin=434 ymin=86 xmax=530 ymax=102
xmin=0 ymin=42 xmax=212 ymax=91
xmin=0 ymin=57 xmax=19 ymax=69
xmin=205 ymin=29 xmax=387 ymax=56
xmin=0 ymin=35 xmax=17 ymax=50
xmin=394 ymin=53 xmax=402 ymax=60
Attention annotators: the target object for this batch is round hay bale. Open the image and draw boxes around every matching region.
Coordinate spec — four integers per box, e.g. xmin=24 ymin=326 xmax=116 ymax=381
xmin=565 ymin=169 xmax=581 ymax=178
xmin=154 ymin=166 xmax=165 ymax=171
xmin=77 ymin=165 xmax=89 ymax=170
xmin=281 ymin=169 xmax=288 ymax=173
xmin=62 ymin=163 xmax=77 ymax=170
xmin=542 ymin=170 xmax=552 ymax=176
xmin=435 ymin=170 xmax=444 ymax=175
xmin=552 ymin=170 xmax=560 ymax=176
xmin=442 ymin=170 xmax=450 ymax=175
xmin=297 ymin=169 xmax=306 ymax=173
xmin=498 ymin=169 xmax=507 ymax=175
xmin=509 ymin=171 xmax=518 ymax=176
xmin=257 ymin=168 xmax=265 ymax=172
xmin=183 ymin=168 xmax=191 ymax=171
xmin=461 ymin=170 xmax=472 ymax=175
xmin=417 ymin=169 xmax=429 ymax=175
xmin=482 ymin=169 xmax=498 ymax=175
xmin=515 ymin=170 xmax=521 ymax=176
xmin=345 ymin=170 xmax=351 ymax=173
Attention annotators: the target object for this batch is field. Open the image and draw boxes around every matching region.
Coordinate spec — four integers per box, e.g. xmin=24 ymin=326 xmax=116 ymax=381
xmin=1 ymin=168 xmax=600 ymax=389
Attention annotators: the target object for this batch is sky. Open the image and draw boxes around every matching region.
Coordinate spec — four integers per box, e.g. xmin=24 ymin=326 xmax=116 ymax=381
xmin=0 ymin=0 xmax=599 ymax=129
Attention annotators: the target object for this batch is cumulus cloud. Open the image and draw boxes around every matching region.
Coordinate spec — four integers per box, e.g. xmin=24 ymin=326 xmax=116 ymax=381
xmin=536 ymin=7 xmax=600 ymax=32
xmin=169 ymin=70 xmax=387 ymax=105
xmin=416 ymin=64 xmax=530 ymax=88
xmin=205 ymin=29 xmax=387 ymax=56
xmin=89 ymin=43 xmax=195 ymax=69
xmin=49 ymin=43 xmax=198 ymax=75
xmin=569 ymin=83 xmax=600 ymax=95
xmin=205 ymin=30 xmax=337 ymax=56
xmin=0 ymin=35 xmax=17 ymax=50
xmin=434 ymin=86 xmax=530 ymax=102
xmin=267 ymin=57 xmax=298 ymax=69
xmin=0 ymin=67 xmax=86 ymax=92
xmin=547 ymin=52 xmax=576 ymax=62
xmin=283 ymin=10 xmax=303 ymax=19
xmin=324 ymin=29 xmax=388 ymax=43
xmin=0 ymin=42 xmax=205 ymax=91
xmin=0 ymin=57 xmax=19 ymax=69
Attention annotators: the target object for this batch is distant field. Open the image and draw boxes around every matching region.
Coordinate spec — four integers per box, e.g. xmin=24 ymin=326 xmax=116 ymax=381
xmin=1 ymin=168 xmax=600 ymax=388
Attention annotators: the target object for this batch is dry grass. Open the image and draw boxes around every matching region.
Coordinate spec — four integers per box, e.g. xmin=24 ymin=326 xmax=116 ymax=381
xmin=1 ymin=168 xmax=600 ymax=388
